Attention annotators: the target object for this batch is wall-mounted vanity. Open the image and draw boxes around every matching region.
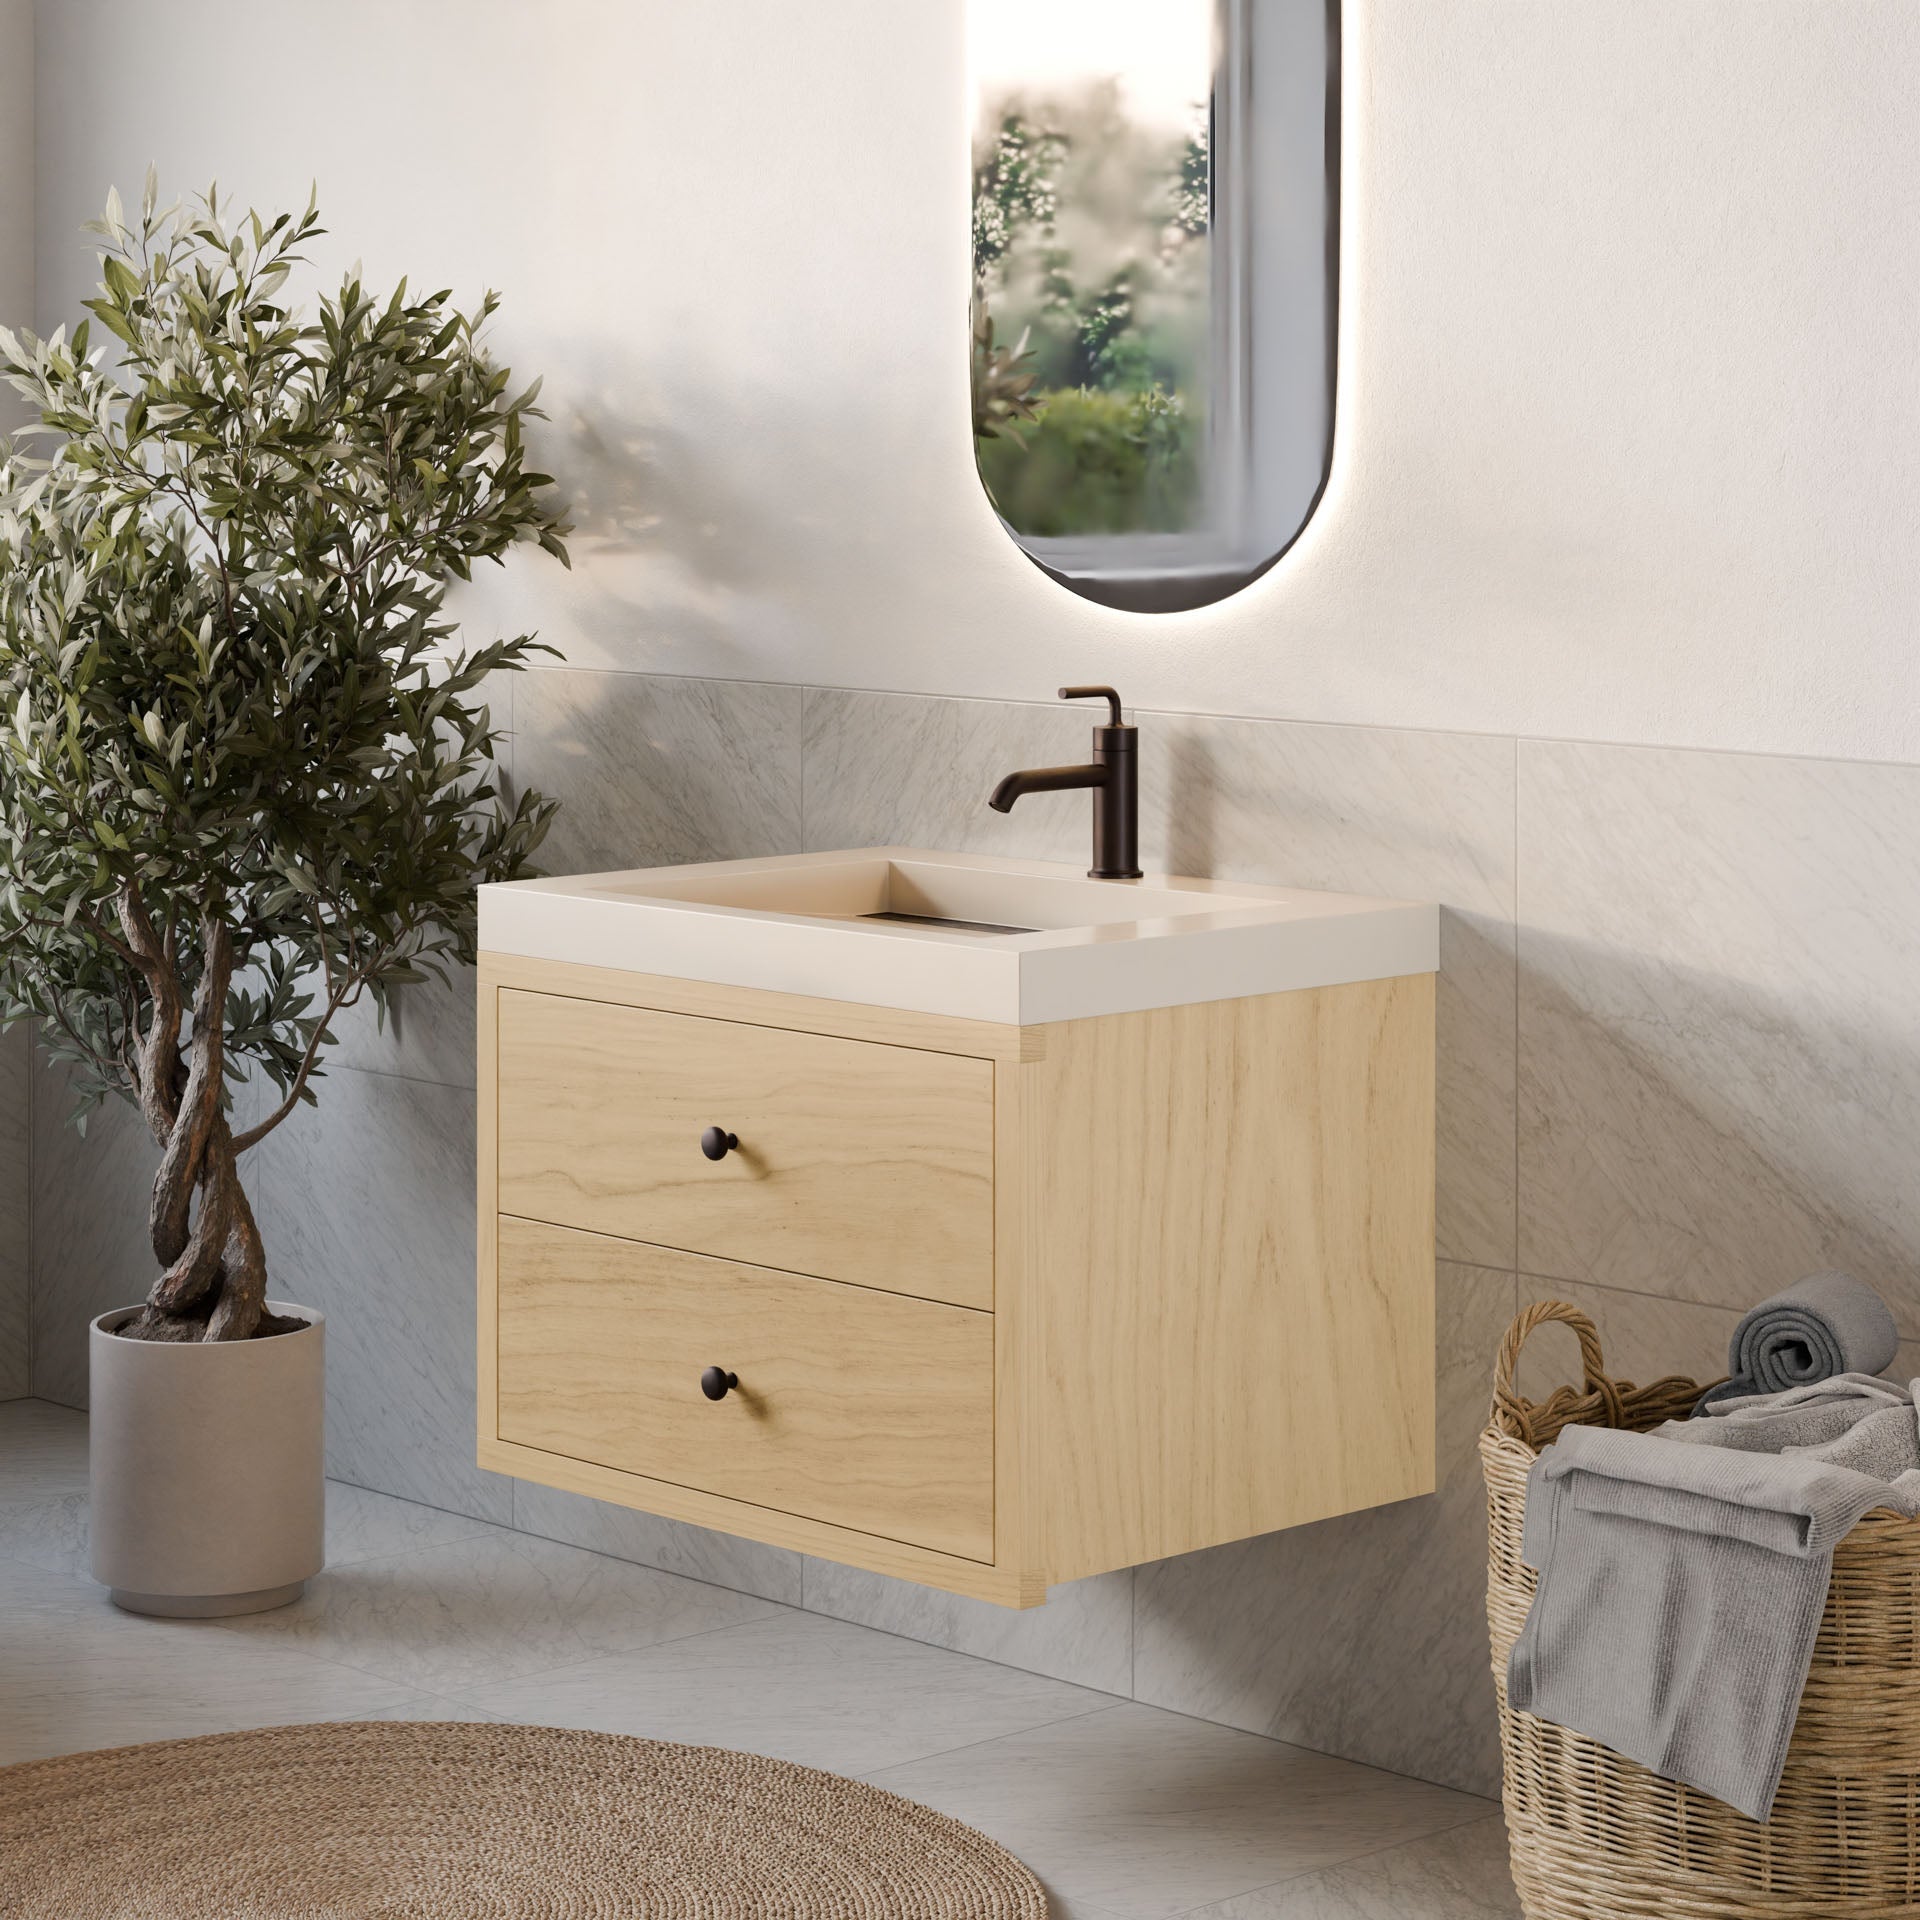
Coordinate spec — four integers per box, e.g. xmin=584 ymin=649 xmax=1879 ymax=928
xmin=476 ymin=847 xmax=1436 ymax=1608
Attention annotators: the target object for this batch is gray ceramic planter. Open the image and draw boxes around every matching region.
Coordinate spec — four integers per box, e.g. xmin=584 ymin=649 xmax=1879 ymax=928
xmin=88 ymin=1302 xmax=325 ymax=1616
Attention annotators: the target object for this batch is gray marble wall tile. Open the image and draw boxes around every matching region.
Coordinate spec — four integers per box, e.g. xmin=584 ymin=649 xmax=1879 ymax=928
xmin=1132 ymin=1262 xmax=1518 ymax=1799
xmin=800 ymin=688 xmax=1109 ymax=862
xmin=249 ymin=1069 xmax=512 ymax=1525
xmin=0 ymin=1023 xmax=29 ymax=1399
xmin=325 ymin=967 xmax=478 ymax=1092
xmin=513 ymin=668 xmax=804 ymax=878
xmin=800 ymin=1558 xmax=1134 ymax=1697
xmin=1509 ymin=1278 xmax=1737 ymax=1407
xmin=28 ymin=1062 xmax=160 ymax=1408
xmin=324 ymin=672 xmax=510 ymax=1091
xmin=1137 ymin=710 xmax=1518 ymax=1272
xmin=1520 ymin=741 xmax=1920 ymax=1332
xmin=511 ymin=1479 xmax=804 ymax=1606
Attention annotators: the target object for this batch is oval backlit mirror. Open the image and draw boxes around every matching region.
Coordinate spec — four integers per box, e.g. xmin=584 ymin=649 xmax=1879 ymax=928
xmin=970 ymin=1 xmax=1337 ymax=613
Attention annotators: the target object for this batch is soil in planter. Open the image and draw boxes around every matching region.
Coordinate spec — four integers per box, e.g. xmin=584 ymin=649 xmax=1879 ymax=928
xmin=114 ymin=1307 xmax=310 ymax=1343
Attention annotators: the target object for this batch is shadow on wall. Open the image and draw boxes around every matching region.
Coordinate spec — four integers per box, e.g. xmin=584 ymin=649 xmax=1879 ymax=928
xmin=508 ymin=343 xmax=880 ymax=681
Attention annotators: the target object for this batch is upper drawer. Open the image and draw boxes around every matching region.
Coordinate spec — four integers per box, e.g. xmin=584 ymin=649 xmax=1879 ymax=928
xmin=495 ymin=989 xmax=995 ymax=1310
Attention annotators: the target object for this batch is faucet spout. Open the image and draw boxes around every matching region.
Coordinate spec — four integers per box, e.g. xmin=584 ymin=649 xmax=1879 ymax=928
xmin=988 ymin=763 xmax=1108 ymax=814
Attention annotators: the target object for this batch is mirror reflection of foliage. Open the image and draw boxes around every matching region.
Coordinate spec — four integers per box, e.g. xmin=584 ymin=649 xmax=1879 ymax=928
xmin=975 ymin=386 xmax=1197 ymax=538
xmin=971 ymin=80 xmax=1210 ymax=536
xmin=972 ymin=112 xmax=1069 ymax=280
xmin=1171 ymin=121 xmax=1210 ymax=242
xmin=971 ymin=309 xmax=1041 ymax=442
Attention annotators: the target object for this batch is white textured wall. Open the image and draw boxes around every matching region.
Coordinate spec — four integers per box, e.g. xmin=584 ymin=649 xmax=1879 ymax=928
xmin=32 ymin=0 xmax=1920 ymax=763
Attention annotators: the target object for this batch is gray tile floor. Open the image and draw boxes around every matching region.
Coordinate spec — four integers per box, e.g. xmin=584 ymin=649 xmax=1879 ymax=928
xmin=0 ymin=1399 xmax=1519 ymax=1918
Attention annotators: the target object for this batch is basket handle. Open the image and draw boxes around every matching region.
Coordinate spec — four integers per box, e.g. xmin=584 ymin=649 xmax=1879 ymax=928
xmin=1491 ymin=1300 xmax=1627 ymax=1438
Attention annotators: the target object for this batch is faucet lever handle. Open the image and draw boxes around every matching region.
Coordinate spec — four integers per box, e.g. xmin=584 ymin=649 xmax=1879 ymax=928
xmin=1058 ymin=685 xmax=1126 ymax=728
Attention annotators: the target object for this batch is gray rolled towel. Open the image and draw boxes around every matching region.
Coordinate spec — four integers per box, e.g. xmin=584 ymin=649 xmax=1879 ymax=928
xmin=1696 ymin=1270 xmax=1899 ymax=1412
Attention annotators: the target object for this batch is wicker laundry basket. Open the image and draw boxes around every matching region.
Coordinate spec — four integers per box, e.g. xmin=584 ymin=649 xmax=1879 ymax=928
xmin=1482 ymin=1299 xmax=1920 ymax=1919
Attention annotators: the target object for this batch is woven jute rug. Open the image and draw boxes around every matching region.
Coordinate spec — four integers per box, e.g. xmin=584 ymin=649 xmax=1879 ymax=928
xmin=0 ymin=1720 xmax=1050 ymax=1917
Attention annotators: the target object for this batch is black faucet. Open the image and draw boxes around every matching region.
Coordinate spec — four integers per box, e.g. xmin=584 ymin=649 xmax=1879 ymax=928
xmin=988 ymin=686 xmax=1142 ymax=880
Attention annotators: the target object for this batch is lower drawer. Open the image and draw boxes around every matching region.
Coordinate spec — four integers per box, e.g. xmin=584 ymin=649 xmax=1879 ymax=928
xmin=494 ymin=1217 xmax=995 ymax=1561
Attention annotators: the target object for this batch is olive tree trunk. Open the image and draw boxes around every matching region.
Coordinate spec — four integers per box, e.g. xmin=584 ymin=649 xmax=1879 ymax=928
xmin=114 ymin=896 xmax=296 ymax=1344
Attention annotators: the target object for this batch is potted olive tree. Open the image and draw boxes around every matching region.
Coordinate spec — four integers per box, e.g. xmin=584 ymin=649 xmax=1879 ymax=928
xmin=0 ymin=181 xmax=570 ymax=1614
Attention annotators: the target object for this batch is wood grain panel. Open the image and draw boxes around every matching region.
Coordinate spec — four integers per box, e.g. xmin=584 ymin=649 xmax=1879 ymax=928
xmin=496 ymin=1217 xmax=995 ymax=1561
xmin=497 ymin=989 xmax=994 ymax=1308
xmin=1032 ymin=974 xmax=1437 ymax=1581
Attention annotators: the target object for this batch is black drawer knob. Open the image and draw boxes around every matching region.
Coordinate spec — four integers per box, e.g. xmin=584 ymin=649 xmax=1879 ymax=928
xmin=700 ymin=1126 xmax=739 ymax=1161
xmin=700 ymin=1366 xmax=739 ymax=1402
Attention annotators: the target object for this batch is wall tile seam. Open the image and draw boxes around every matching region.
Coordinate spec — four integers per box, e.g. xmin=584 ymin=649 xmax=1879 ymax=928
xmin=309 ymin=1057 xmax=477 ymax=1098
xmin=518 ymin=664 xmax=1920 ymax=780
xmin=1508 ymin=1270 xmax=1736 ymax=1322
xmin=1510 ymin=731 xmax=1521 ymax=1274
xmin=25 ymin=1015 xmax=36 ymax=1399
xmin=1443 ymin=1259 xmax=1524 ymax=1285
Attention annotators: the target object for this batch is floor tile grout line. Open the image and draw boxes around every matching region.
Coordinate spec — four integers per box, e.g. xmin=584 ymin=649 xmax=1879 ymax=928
xmin=204 ymin=1607 xmax=793 ymax=1711
xmin=322 ymin=1467 xmax=516 ymax=1537
xmin=1155 ymin=1807 xmax=1514 ymax=1919
xmin=753 ymin=1600 xmax=1129 ymax=1710
xmin=1107 ymin=1675 xmax=1503 ymax=1808
xmin=851 ymin=1700 xmax=1128 ymax=1786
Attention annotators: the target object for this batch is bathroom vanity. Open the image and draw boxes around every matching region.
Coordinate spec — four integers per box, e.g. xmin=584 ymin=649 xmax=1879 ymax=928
xmin=475 ymin=849 xmax=1438 ymax=1607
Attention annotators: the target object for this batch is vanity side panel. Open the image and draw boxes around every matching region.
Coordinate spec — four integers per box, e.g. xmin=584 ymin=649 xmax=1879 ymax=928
xmin=991 ymin=1051 xmax=1050 ymax=1606
xmin=476 ymin=966 xmax=502 ymax=1458
xmin=1036 ymin=975 xmax=1437 ymax=1582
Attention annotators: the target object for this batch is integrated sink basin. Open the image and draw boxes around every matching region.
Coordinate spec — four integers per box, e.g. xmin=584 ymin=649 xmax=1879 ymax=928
xmin=480 ymin=849 xmax=1437 ymax=1026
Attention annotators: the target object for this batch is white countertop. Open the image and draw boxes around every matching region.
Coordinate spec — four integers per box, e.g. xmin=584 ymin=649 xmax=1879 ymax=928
xmin=479 ymin=847 xmax=1439 ymax=1026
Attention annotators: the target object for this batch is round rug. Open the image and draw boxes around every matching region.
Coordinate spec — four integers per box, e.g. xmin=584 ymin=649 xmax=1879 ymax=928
xmin=0 ymin=1720 xmax=1050 ymax=1918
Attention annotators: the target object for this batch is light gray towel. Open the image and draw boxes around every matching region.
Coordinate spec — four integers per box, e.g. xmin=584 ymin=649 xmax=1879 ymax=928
xmin=1508 ymin=1422 xmax=1920 ymax=1821
xmin=1697 ymin=1271 xmax=1898 ymax=1410
xmin=1661 ymin=1374 xmax=1920 ymax=1481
